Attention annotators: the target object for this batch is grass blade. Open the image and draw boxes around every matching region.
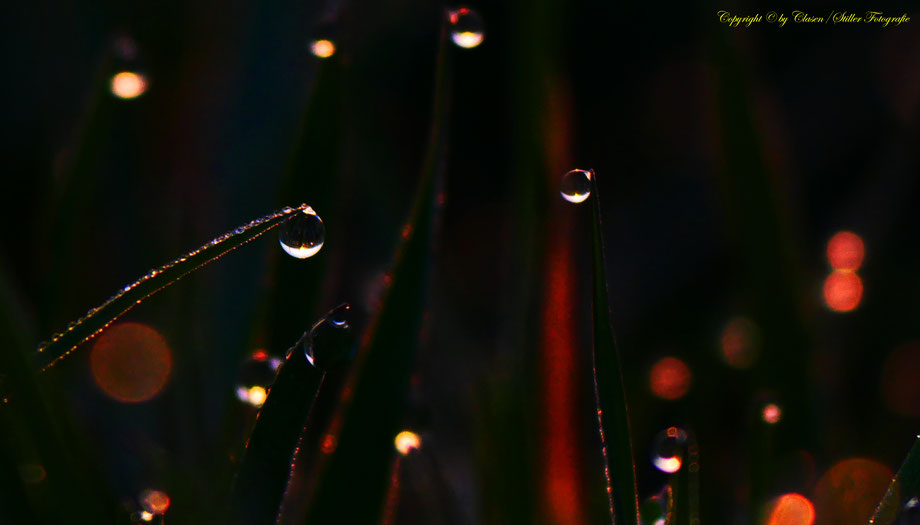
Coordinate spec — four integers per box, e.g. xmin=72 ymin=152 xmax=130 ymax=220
xmin=669 ymin=430 xmax=700 ymax=525
xmin=35 ymin=204 xmax=314 ymax=371
xmin=303 ymin=22 xmax=450 ymax=525
xmin=870 ymin=435 xmax=920 ymax=524
xmin=226 ymin=305 xmax=354 ymax=525
xmin=588 ymin=170 xmax=640 ymax=525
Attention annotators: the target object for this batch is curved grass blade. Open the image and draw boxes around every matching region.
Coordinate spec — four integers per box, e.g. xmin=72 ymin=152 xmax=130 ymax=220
xmin=226 ymin=304 xmax=354 ymax=525
xmin=870 ymin=435 xmax=920 ymax=524
xmin=588 ymin=170 xmax=640 ymax=525
xmin=35 ymin=204 xmax=313 ymax=371
xmin=303 ymin=22 xmax=451 ymax=525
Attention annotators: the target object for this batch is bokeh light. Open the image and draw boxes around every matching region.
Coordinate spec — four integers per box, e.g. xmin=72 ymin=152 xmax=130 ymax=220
xmin=235 ymin=385 xmax=268 ymax=408
xmin=310 ymin=39 xmax=335 ymax=58
xmin=762 ymin=403 xmax=782 ymax=424
xmin=394 ymin=430 xmax=421 ymax=455
xmin=321 ymin=433 xmax=337 ymax=454
xmin=18 ymin=463 xmax=46 ymax=484
xmin=823 ymin=270 xmax=863 ymax=312
xmin=827 ymin=231 xmax=865 ymax=271
xmin=881 ymin=343 xmax=920 ymax=417
xmin=139 ymin=489 xmax=170 ymax=515
xmin=814 ymin=458 xmax=892 ymax=525
xmin=110 ymin=71 xmax=148 ymax=99
xmin=766 ymin=493 xmax=815 ymax=525
xmin=649 ymin=357 xmax=692 ymax=400
xmin=720 ymin=316 xmax=761 ymax=369
xmin=90 ymin=323 xmax=172 ymax=403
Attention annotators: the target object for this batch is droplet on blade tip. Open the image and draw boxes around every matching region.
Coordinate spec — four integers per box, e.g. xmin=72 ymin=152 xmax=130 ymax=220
xmin=279 ymin=206 xmax=325 ymax=259
xmin=560 ymin=169 xmax=592 ymax=203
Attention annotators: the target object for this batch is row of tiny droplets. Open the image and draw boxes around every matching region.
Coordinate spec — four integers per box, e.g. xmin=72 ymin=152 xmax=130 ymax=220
xmin=35 ymin=205 xmax=308 ymax=369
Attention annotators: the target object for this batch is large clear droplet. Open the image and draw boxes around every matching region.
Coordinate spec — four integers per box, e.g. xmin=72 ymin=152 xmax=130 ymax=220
xmin=303 ymin=303 xmax=355 ymax=369
xmin=235 ymin=350 xmax=282 ymax=408
xmin=279 ymin=206 xmax=325 ymax=259
xmin=651 ymin=427 xmax=688 ymax=473
xmin=560 ymin=169 xmax=592 ymax=203
xmin=448 ymin=7 xmax=484 ymax=49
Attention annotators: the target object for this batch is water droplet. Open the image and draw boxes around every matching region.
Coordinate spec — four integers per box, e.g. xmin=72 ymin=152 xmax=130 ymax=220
xmin=279 ymin=206 xmax=325 ymax=259
xmin=235 ymin=350 xmax=280 ymax=408
xmin=900 ymin=497 xmax=920 ymax=524
xmin=639 ymin=486 xmax=671 ymax=525
xmin=304 ymin=304 xmax=355 ymax=369
xmin=560 ymin=169 xmax=592 ymax=203
xmin=651 ymin=427 xmax=688 ymax=473
xmin=448 ymin=7 xmax=484 ymax=49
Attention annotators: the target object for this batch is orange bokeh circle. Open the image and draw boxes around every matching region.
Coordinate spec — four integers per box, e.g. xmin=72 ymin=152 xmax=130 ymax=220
xmin=823 ymin=271 xmax=863 ymax=312
xmin=90 ymin=323 xmax=173 ymax=403
xmin=814 ymin=458 xmax=892 ymax=525
xmin=649 ymin=357 xmax=692 ymax=400
xmin=827 ymin=231 xmax=865 ymax=271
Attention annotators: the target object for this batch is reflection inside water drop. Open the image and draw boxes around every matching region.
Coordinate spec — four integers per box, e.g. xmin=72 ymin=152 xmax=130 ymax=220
xmin=560 ymin=169 xmax=592 ymax=203
xmin=448 ymin=7 xmax=484 ymax=48
xmin=279 ymin=206 xmax=325 ymax=259
xmin=651 ymin=427 xmax=688 ymax=473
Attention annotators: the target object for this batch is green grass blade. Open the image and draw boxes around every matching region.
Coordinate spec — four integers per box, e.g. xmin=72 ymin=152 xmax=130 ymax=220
xmin=303 ymin=24 xmax=450 ymax=525
xmin=870 ymin=435 xmax=920 ymax=524
xmin=226 ymin=305 xmax=354 ymax=525
xmin=589 ymin=170 xmax=640 ymax=525
xmin=35 ymin=204 xmax=313 ymax=371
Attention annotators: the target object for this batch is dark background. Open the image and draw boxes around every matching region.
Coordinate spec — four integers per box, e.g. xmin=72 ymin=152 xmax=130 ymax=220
xmin=1 ymin=0 xmax=919 ymax=523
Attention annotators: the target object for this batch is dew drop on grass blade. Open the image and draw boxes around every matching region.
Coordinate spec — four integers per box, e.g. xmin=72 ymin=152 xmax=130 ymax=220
xmin=35 ymin=204 xmax=317 ymax=371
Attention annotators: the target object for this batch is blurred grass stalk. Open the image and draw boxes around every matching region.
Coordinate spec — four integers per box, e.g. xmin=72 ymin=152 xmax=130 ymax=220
xmin=302 ymin=17 xmax=450 ymax=523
